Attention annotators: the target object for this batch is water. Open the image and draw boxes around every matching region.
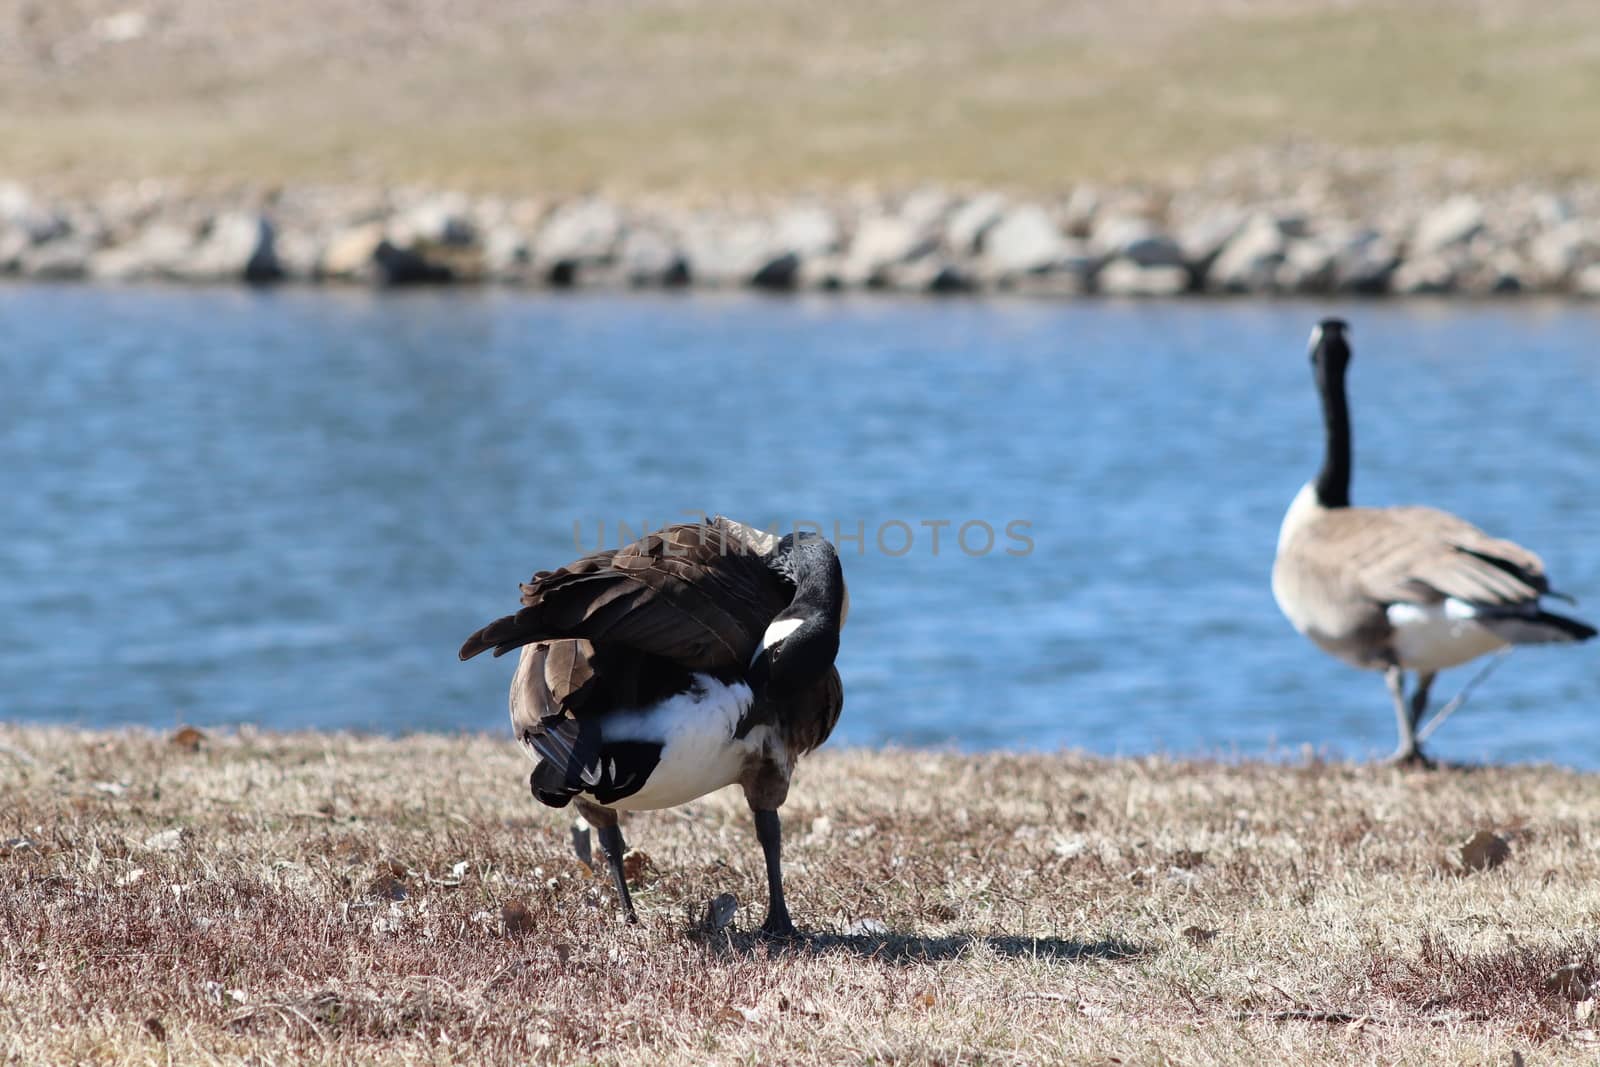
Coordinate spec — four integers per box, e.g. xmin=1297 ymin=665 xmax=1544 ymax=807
xmin=2 ymin=284 xmax=1597 ymax=766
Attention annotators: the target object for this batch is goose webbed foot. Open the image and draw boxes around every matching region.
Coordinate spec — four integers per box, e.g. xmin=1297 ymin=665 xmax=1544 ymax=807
xmin=1386 ymin=746 xmax=1437 ymax=770
xmin=759 ymin=911 xmax=800 ymax=941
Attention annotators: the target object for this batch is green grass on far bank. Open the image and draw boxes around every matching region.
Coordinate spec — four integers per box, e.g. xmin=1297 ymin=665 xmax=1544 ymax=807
xmin=5 ymin=725 xmax=1600 ymax=1064
xmin=4 ymin=0 xmax=1600 ymax=193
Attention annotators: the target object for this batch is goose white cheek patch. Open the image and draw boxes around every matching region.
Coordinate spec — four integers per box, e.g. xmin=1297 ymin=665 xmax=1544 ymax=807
xmin=752 ymin=617 xmax=804 ymax=665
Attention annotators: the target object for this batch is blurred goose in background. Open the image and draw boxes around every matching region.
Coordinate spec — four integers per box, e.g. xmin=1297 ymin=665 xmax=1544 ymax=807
xmin=1272 ymin=319 xmax=1594 ymax=766
xmin=460 ymin=516 xmax=846 ymax=937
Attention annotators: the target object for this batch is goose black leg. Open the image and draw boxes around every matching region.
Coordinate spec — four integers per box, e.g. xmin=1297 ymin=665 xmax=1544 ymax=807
xmin=575 ymin=800 xmax=638 ymax=924
xmin=752 ymin=808 xmax=797 ymax=940
xmin=1410 ymin=671 xmax=1437 ymax=733
xmin=595 ymin=821 xmax=638 ymax=924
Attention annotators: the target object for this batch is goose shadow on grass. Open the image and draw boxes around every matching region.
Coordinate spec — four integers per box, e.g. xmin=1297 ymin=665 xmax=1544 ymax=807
xmin=695 ymin=928 xmax=1151 ymax=965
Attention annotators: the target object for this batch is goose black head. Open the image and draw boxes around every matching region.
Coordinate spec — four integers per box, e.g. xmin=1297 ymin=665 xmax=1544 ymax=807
xmin=1309 ymin=318 xmax=1351 ymax=370
xmin=748 ymin=532 xmax=845 ymax=699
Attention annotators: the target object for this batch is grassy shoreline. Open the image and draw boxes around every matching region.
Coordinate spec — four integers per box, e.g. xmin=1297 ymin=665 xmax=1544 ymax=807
xmin=6 ymin=1 xmax=1599 ymax=192
xmin=5 ymin=724 xmax=1600 ymax=1064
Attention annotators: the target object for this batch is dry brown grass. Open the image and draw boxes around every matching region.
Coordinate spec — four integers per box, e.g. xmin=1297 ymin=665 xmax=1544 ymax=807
xmin=4 ymin=0 xmax=1600 ymax=192
xmin=5 ymin=725 xmax=1600 ymax=1064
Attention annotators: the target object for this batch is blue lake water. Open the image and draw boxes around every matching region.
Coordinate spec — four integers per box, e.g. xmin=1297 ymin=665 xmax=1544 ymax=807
xmin=1 ymin=284 xmax=1596 ymax=765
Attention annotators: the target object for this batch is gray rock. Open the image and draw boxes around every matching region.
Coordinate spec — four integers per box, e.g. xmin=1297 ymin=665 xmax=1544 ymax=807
xmin=1529 ymin=220 xmax=1600 ymax=288
xmin=1061 ymin=186 xmax=1100 ymax=238
xmin=1097 ymin=257 xmax=1189 ymax=297
xmin=320 ymin=223 xmax=386 ymax=281
xmin=0 ymin=182 xmax=68 ymax=243
xmin=18 ymin=237 xmax=93 ymax=280
xmin=534 ymin=199 xmax=622 ymax=267
xmin=945 ymin=193 xmax=1006 ymax=254
xmin=845 ymin=215 xmax=929 ymax=281
xmin=1175 ymin=207 xmax=1249 ymax=271
xmin=181 ymin=213 xmax=279 ymax=283
xmin=0 ymin=227 xmax=28 ymax=273
xmin=877 ymin=255 xmax=973 ymax=294
xmin=982 ymin=204 xmax=1068 ymax=276
xmin=1390 ymin=254 xmax=1460 ymax=295
xmin=680 ymin=218 xmax=774 ymax=287
xmin=1459 ymin=252 xmax=1526 ymax=296
xmin=273 ymin=228 xmax=325 ymax=282
xmin=924 ymin=261 xmax=975 ymax=294
xmin=798 ymin=253 xmax=849 ymax=291
xmin=373 ymin=240 xmax=455 ymax=286
xmin=897 ymin=187 xmax=951 ymax=232
xmin=1575 ymin=263 xmax=1600 ymax=298
xmin=482 ymin=222 xmax=533 ymax=282
xmin=391 ymin=194 xmax=476 ymax=248
xmin=1412 ymin=195 xmax=1484 ymax=255
xmin=750 ymin=252 xmax=801 ymax=291
xmin=1206 ymin=215 xmax=1290 ymax=292
xmin=617 ymin=227 xmax=687 ymax=287
xmin=773 ymin=204 xmax=840 ymax=258
xmin=1276 ymin=239 xmax=1337 ymax=294
xmin=1330 ymin=230 xmax=1399 ymax=294
xmin=1091 ymin=217 xmax=1185 ymax=269
xmin=89 ymin=222 xmax=196 ymax=281
xmin=1004 ymin=270 xmax=1091 ymax=298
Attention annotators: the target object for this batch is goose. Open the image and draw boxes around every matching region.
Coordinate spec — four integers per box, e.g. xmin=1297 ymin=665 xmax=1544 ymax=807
xmin=459 ymin=516 xmax=846 ymax=936
xmin=1272 ymin=319 xmax=1594 ymax=766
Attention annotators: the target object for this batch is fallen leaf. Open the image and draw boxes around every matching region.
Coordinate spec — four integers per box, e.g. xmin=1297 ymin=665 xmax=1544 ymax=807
xmin=1459 ymin=830 xmax=1511 ymax=873
xmin=116 ymin=867 xmax=146 ymax=888
xmin=1547 ymin=964 xmax=1589 ymax=1001
xmin=843 ymin=917 xmax=889 ymax=937
xmin=170 ymin=726 xmax=205 ymax=752
xmin=912 ymin=987 xmax=937 ymax=1009
xmin=702 ymin=892 xmax=738 ymax=934
xmin=1182 ymin=925 xmax=1218 ymax=946
xmin=92 ymin=781 xmax=127 ymax=797
xmin=501 ymin=900 xmax=535 ymax=936
xmin=714 ymin=1004 xmax=759 ymax=1025
xmin=143 ymin=1017 xmax=166 ymax=1042
xmin=622 ymin=848 xmax=654 ymax=886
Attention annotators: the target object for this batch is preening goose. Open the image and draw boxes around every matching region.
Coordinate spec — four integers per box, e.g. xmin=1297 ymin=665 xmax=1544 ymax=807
xmin=460 ymin=516 xmax=847 ymax=936
xmin=1272 ymin=319 xmax=1594 ymax=765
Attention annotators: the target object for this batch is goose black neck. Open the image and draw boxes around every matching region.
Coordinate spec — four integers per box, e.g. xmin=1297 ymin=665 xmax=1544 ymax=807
xmin=1311 ymin=322 xmax=1352 ymax=509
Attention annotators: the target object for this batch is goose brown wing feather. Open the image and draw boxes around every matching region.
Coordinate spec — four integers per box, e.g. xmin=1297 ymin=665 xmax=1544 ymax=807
xmin=459 ymin=519 xmax=787 ymax=668
xmin=1298 ymin=506 xmax=1549 ymax=610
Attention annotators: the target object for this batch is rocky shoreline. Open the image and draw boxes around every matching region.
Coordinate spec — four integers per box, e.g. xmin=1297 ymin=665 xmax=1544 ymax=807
xmin=7 ymin=148 xmax=1600 ymax=298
